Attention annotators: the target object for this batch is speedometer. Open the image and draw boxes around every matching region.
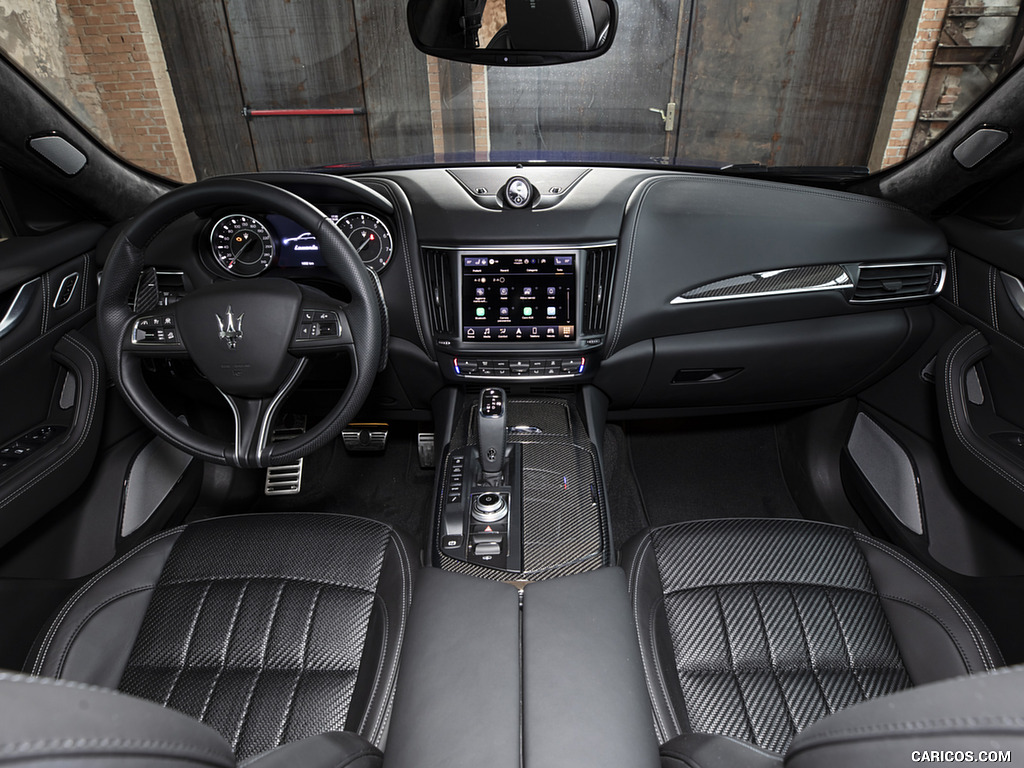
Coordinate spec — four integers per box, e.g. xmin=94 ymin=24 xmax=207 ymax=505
xmin=210 ymin=214 xmax=275 ymax=277
xmin=335 ymin=212 xmax=393 ymax=273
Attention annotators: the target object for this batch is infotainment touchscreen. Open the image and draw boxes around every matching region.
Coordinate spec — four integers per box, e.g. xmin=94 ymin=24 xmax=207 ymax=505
xmin=461 ymin=253 xmax=575 ymax=342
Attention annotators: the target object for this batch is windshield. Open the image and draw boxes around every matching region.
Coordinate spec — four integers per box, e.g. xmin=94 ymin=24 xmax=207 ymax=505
xmin=2 ymin=0 xmax=1022 ymax=182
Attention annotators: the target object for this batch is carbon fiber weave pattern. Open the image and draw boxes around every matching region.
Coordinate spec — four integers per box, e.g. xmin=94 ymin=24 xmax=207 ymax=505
xmin=650 ymin=519 xmax=910 ymax=753
xmin=118 ymin=514 xmax=392 ymax=761
xmin=678 ymin=264 xmax=850 ymax=301
xmin=439 ymin=397 xmax=609 ymax=581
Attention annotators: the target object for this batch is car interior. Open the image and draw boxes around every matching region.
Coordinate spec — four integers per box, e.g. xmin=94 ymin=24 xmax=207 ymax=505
xmin=1 ymin=0 xmax=1024 ymax=766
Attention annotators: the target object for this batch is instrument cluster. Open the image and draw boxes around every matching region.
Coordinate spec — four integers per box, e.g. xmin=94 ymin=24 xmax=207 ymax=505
xmin=208 ymin=210 xmax=394 ymax=277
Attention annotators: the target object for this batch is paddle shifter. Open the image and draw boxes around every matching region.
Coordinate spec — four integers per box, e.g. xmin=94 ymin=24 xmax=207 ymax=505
xmin=477 ymin=387 xmax=507 ymax=483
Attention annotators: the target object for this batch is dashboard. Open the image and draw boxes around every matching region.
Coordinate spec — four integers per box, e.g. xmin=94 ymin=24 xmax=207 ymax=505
xmin=138 ymin=166 xmax=950 ymax=415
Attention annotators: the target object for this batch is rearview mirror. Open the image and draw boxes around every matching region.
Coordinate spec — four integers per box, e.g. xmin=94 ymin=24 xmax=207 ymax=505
xmin=407 ymin=0 xmax=617 ymax=66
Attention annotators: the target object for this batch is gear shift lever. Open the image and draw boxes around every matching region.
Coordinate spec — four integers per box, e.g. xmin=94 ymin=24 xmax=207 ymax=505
xmin=477 ymin=387 xmax=507 ymax=482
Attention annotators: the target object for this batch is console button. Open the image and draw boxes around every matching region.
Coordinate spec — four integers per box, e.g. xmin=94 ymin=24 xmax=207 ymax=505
xmin=471 ymin=532 xmax=503 ymax=545
xmin=447 ymin=493 xmax=461 ymax=504
xmin=442 ymin=536 xmax=462 ymax=549
xmin=474 ymin=541 xmax=502 ymax=556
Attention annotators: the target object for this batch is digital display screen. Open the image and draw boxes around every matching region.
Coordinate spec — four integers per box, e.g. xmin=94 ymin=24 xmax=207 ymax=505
xmin=267 ymin=214 xmax=326 ymax=268
xmin=462 ymin=253 xmax=575 ymax=342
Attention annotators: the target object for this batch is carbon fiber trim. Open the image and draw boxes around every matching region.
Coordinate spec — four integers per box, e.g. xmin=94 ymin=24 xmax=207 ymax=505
xmin=635 ymin=519 xmax=911 ymax=753
xmin=672 ymin=264 xmax=850 ymax=303
xmin=438 ymin=397 xmax=610 ymax=581
xmin=118 ymin=514 xmax=396 ymax=761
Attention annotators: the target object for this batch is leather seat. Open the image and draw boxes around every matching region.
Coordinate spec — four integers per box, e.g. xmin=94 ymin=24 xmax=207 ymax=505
xmin=622 ymin=518 xmax=1004 ymax=755
xmin=26 ymin=513 xmax=416 ymax=762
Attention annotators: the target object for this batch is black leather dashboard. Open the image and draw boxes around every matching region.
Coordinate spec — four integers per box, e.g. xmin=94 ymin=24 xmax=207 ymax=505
xmin=127 ymin=165 xmax=950 ymax=414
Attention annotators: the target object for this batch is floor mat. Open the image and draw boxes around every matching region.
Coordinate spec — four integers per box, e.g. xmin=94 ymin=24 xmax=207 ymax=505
xmin=622 ymin=416 xmax=802 ymax=529
xmin=249 ymin=424 xmax=434 ymax=545
xmin=602 ymin=424 xmax=649 ymax=547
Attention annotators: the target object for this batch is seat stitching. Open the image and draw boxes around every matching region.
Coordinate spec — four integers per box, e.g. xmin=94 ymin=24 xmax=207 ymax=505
xmin=158 ymin=575 xmax=378 ymax=592
xmin=54 ymin=585 xmax=154 ymax=679
xmin=990 ymin=267 xmax=999 ymax=331
xmin=856 ymin=535 xmax=997 ymax=669
xmin=663 ymin=582 xmax=875 ymax=599
xmin=820 ymin=587 xmax=869 ymax=703
xmin=32 ymin=527 xmax=184 ymax=676
xmin=0 ymin=307 xmax=92 ymax=370
xmin=274 ymin=584 xmax=324 ymax=749
xmin=54 ymin=589 xmax=154 ymax=679
xmin=648 ymin=598 xmax=683 ymax=737
xmin=710 ymin=585 xmax=759 ymax=747
xmin=629 ymin=536 xmax=670 ymax=741
xmin=785 ymin=584 xmax=834 ymax=716
xmin=359 ymin=596 xmax=389 ymax=740
xmin=197 ymin=581 xmax=250 ymax=723
xmin=949 ymin=247 xmax=959 ymax=306
xmin=162 ymin=582 xmax=212 ymax=706
xmin=362 ymin=532 xmax=403 ymax=743
xmin=748 ymin=584 xmax=798 ymax=741
xmin=875 ymin=593 xmax=973 ymax=675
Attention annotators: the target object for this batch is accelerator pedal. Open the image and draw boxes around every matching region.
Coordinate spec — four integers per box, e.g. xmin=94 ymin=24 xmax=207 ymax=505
xmin=342 ymin=423 xmax=389 ymax=453
xmin=264 ymin=415 xmax=307 ymax=496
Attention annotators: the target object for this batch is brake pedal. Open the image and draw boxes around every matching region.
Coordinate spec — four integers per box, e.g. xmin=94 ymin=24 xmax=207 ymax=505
xmin=417 ymin=432 xmax=435 ymax=468
xmin=265 ymin=416 xmax=307 ymax=496
xmin=342 ymin=423 xmax=389 ymax=452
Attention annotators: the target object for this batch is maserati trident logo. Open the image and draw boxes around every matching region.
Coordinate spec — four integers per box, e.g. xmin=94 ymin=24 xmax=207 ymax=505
xmin=216 ymin=305 xmax=244 ymax=349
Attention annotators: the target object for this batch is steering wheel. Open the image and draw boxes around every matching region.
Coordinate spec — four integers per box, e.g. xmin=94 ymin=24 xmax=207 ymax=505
xmin=98 ymin=178 xmax=382 ymax=468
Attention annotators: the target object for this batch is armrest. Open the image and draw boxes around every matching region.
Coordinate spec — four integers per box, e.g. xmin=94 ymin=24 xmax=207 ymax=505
xmin=521 ymin=567 xmax=660 ymax=768
xmin=382 ymin=568 xmax=521 ymax=768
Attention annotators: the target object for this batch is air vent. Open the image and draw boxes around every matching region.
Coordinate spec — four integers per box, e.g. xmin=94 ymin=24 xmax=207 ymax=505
xmin=582 ymin=246 xmax=615 ymax=335
xmin=852 ymin=263 xmax=945 ymax=302
xmin=421 ymin=248 xmax=455 ymax=335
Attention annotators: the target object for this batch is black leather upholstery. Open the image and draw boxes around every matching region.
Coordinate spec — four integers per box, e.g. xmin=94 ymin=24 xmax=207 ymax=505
xmin=28 ymin=513 xmax=416 ymax=761
xmin=623 ymin=518 xmax=1003 ymax=753
xmin=658 ymin=667 xmax=1024 ymax=768
xmin=0 ymin=673 xmax=383 ymax=768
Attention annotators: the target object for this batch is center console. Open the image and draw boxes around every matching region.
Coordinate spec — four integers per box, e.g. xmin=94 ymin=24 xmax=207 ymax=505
xmin=433 ymin=388 xmax=611 ymax=581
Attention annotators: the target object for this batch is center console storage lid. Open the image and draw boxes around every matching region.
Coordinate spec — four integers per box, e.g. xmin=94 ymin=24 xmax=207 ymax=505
xmin=521 ymin=567 xmax=660 ymax=768
xmin=382 ymin=568 xmax=521 ymax=768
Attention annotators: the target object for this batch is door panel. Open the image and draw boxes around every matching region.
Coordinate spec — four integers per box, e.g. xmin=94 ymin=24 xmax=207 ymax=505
xmin=0 ymin=224 xmax=105 ymax=547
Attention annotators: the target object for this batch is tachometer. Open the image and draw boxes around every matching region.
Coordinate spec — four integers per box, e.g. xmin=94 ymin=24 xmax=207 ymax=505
xmin=335 ymin=212 xmax=393 ymax=273
xmin=210 ymin=214 xmax=275 ymax=277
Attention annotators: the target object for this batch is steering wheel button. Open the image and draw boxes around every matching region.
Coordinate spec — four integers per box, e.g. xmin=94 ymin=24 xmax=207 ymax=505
xmin=302 ymin=310 xmax=315 ymax=322
xmin=316 ymin=311 xmax=332 ymax=322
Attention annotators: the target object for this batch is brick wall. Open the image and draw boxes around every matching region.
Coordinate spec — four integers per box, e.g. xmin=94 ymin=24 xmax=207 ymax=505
xmin=57 ymin=0 xmax=193 ymax=181
xmin=880 ymin=0 xmax=950 ymax=168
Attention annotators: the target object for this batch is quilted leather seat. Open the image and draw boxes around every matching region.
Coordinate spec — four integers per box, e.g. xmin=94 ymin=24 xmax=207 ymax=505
xmin=27 ymin=513 xmax=416 ymax=762
xmin=622 ymin=518 xmax=1004 ymax=755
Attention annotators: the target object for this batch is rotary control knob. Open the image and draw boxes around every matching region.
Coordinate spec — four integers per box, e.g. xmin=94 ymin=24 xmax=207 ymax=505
xmin=504 ymin=177 xmax=532 ymax=209
xmin=472 ymin=491 xmax=508 ymax=523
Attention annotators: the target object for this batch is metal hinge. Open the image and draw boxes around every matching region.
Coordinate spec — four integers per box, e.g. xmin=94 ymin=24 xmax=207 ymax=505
xmin=649 ymin=102 xmax=677 ymax=132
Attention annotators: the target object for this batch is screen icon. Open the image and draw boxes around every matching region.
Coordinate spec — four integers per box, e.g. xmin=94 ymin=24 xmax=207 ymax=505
xmin=523 ymin=306 xmax=533 ymax=317
xmin=476 ymin=307 xmax=486 ymax=317
xmin=523 ymin=287 xmax=532 ymax=296
xmin=546 ymin=307 xmax=556 ymax=317
xmin=499 ymin=307 xmax=509 ymax=316
xmin=500 ymin=287 xmax=508 ymax=296
xmin=547 ymin=287 xmax=556 ymax=296
xmin=476 ymin=287 xmax=485 ymax=297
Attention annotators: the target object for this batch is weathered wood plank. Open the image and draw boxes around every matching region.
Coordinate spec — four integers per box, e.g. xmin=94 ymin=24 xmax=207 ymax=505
xmin=486 ymin=0 xmax=679 ymax=158
xmin=676 ymin=0 xmax=906 ymax=167
xmin=223 ymin=0 xmax=370 ymax=167
xmin=352 ymin=0 xmax=433 ymax=161
xmin=150 ymin=0 xmax=256 ymax=178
